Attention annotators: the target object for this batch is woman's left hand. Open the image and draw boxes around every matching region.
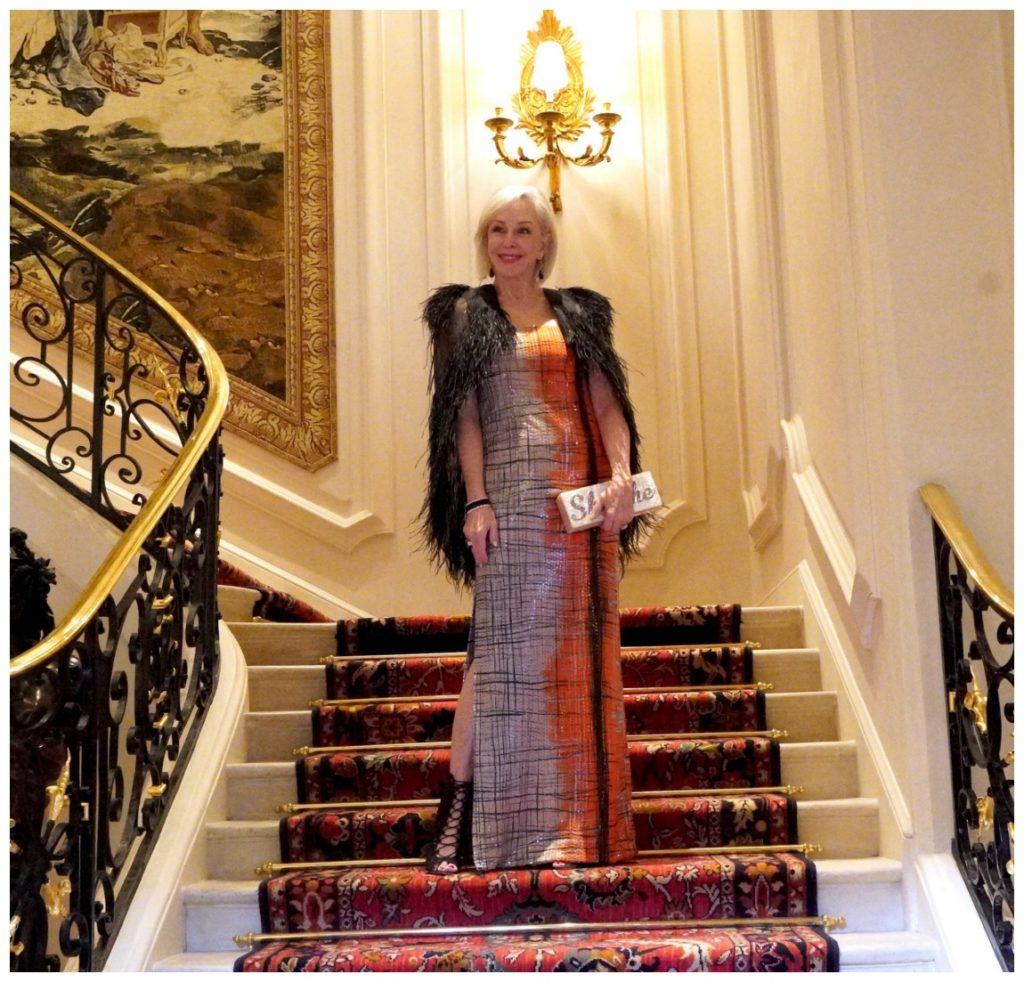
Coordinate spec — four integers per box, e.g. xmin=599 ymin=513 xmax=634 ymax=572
xmin=593 ymin=473 xmax=635 ymax=533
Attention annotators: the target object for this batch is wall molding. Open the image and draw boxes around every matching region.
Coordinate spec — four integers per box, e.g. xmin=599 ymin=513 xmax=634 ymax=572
xmin=742 ymin=446 xmax=785 ymax=551
xmin=796 ymin=559 xmax=912 ymax=838
xmin=782 ymin=413 xmax=881 ymax=648
xmin=631 ymin=11 xmax=709 ymax=568
xmin=717 ymin=11 xmax=792 ymax=553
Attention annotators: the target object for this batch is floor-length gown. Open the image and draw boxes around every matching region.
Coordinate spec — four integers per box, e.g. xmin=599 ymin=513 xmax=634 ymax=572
xmin=468 ymin=319 xmax=636 ymax=870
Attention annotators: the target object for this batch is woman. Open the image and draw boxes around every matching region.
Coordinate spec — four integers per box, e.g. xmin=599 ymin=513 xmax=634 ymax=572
xmin=422 ymin=185 xmax=651 ymax=874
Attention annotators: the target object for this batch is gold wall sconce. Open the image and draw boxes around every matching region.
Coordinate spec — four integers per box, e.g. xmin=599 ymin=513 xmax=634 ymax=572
xmin=485 ymin=10 xmax=620 ymax=213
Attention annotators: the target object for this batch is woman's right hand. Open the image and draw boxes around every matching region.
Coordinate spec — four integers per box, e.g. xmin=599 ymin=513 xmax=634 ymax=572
xmin=464 ymin=505 xmax=500 ymax=567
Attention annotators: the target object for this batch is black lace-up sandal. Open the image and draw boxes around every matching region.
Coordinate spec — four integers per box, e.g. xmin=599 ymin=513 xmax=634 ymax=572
xmin=425 ymin=775 xmax=473 ymax=874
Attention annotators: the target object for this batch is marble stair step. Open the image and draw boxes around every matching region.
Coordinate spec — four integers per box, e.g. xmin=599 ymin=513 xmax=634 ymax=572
xmin=244 ymin=650 xmax=827 ymax=713
xmin=248 ymin=665 xmax=325 ymax=711
xmin=834 ymin=930 xmax=940 ymax=971
xmin=179 ymin=856 xmax=902 ymax=952
xmin=241 ymin=691 xmax=839 ymax=762
xmin=151 ymin=950 xmax=239 ymax=972
xmin=766 ymin=690 xmax=838 ymax=742
xmin=205 ymin=795 xmax=880 ymax=881
xmin=740 ymin=606 xmax=805 ymax=649
xmin=247 ymin=710 xmax=783 ymax=763
xmin=224 ymin=740 xmax=861 ymax=821
xmin=151 ymin=931 xmax=940 ymax=973
xmin=150 ymin=929 xmax=940 ymax=973
xmin=217 ymin=585 xmax=262 ymax=623
xmin=229 ymin=607 xmax=805 ymax=671
xmin=229 ymin=621 xmax=337 ymax=666
xmin=753 ymin=648 xmax=822 ymax=692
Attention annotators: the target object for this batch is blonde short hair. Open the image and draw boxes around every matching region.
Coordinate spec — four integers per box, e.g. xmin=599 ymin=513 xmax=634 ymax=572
xmin=474 ymin=185 xmax=558 ymax=282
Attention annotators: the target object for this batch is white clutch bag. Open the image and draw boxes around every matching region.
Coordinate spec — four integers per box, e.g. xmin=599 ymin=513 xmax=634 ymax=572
xmin=556 ymin=471 xmax=662 ymax=532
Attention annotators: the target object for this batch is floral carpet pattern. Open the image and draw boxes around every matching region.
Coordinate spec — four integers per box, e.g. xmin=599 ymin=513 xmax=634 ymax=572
xmin=326 ymin=643 xmax=754 ymax=700
xmin=259 ymin=855 xmax=816 ymax=935
xmin=237 ymin=924 xmax=837 ymax=972
xmin=280 ymin=794 xmax=798 ymax=863
xmin=310 ymin=688 xmax=765 ymax=747
xmin=237 ymin=603 xmax=840 ymax=972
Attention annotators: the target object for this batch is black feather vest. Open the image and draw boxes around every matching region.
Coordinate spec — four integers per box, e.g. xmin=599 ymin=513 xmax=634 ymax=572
xmin=421 ymin=283 xmax=651 ymax=587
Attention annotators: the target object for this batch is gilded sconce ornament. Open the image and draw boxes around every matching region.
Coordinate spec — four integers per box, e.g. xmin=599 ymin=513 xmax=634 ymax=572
xmin=485 ymin=10 xmax=620 ymax=213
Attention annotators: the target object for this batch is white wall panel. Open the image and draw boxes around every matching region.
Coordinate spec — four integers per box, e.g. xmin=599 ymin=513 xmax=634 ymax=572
xmin=211 ymin=9 xmax=755 ymax=615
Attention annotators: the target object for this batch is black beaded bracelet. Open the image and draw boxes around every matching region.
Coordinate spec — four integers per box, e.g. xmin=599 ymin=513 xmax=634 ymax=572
xmin=465 ymin=497 xmax=491 ymax=513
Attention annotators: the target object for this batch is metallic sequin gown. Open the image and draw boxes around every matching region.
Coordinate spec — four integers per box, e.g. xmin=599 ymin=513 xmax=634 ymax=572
xmin=468 ymin=321 xmax=637 ymax=870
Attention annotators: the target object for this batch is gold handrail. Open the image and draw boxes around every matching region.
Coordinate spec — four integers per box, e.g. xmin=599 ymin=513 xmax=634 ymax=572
xmin=9 ymin=191 xmax=230 ymax=679
xmin=919 ymin=483 xmax=1014 ymax=620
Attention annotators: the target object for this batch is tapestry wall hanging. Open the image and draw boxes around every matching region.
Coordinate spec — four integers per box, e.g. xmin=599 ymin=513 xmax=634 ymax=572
xmin=10 ymin=10 xmax=336 ymax=470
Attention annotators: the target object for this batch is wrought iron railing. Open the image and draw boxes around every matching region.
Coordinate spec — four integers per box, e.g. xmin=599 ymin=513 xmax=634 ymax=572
xmin=921 ymin=483 xmax=1014 ymax=971
xmin=9 ymin=192 xmax=229 ymax=971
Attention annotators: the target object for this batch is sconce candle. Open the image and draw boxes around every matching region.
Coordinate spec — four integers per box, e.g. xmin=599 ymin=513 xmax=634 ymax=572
xmin=532 ymin=38 xmax=569 ymax=100
xmin=485 ymin=10 xmax=621 ymax=213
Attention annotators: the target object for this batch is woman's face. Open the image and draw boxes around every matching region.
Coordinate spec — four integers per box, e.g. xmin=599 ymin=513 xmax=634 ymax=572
xmin=485 ymin=198 xmax=549 ymax=283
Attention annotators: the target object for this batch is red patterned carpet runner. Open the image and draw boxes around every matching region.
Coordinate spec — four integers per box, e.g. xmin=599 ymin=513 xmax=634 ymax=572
xmin=236 ymin=604 xmax=840 ymax=972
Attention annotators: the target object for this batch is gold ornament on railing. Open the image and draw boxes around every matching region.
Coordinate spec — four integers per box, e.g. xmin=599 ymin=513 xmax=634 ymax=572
xmin=10 ymin=915 xmax=25 ymax=957
xmin=45 ymin=755 xmax=71 ymax=826
xmin=41 ymin=879 xmax=71 ymax=918
xmin=485 ymin=10 xmax=620 ymax=213
xmin=976 ymin=794 xmax=995 ymax=833
xmin=963 ymin=676 xmax=989 ymax=735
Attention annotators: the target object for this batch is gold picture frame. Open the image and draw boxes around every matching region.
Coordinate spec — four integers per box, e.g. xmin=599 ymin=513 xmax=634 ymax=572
xmin=224 ymin=11 xmax=336 ymax=470
xmin=9 ymin=10 xmax=336 ymax=471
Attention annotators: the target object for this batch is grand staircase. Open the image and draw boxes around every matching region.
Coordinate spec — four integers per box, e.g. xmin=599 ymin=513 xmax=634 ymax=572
xmin=152 ymin=585 xmax=939 ymax=972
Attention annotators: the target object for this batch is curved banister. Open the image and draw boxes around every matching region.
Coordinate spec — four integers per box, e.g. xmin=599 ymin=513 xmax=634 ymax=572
xmin=921 ymin=481 xmax=1014 ymax=970
xmin=919 ymin=483 xmax=1014 ymax=620
xmin=9 ymin=189 xmax=230 ymax=679
xmin=10 ymin=189 xmax=231 ymax=970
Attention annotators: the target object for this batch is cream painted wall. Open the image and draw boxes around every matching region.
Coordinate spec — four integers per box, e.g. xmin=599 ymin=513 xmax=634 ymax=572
xmin=215 ymin=9 xmax=755 ymax=617
xmin=719 ymin=9 xmax=1013 ymax=856
xmin=9 ymin=4 xmax=1012 ymax=908
xmin=10 ymin=454 xmax=123 ymax=626
xmin=181 ymin=10 xmax=1017 ymax=859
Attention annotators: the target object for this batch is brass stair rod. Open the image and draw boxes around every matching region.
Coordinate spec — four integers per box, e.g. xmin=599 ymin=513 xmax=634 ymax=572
xmin=234 ymin=914 xmax=847 ymax=949
xmin=275 ymin=785 xmax=805 ymax=814
xmin=294 ymin=730 xmax=786 ymax=756
xmin=255 ymin=843 xmax=822 ymax=876
xmin=310 ymin=682 xmax=772 ymax=707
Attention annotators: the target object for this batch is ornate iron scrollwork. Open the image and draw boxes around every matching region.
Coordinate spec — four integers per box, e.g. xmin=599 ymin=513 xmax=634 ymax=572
xmin=9 ymin=196 xmax=224 ymax=971
xmin=932 ymin=528 xmax=1014 ymax=970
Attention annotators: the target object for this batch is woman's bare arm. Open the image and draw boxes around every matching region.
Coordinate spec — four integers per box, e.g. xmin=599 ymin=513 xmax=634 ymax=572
xmin=457 ymin=391 xmax=499 ymax=565
xmin=588 ymin=368 xmax=635 ymax=533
